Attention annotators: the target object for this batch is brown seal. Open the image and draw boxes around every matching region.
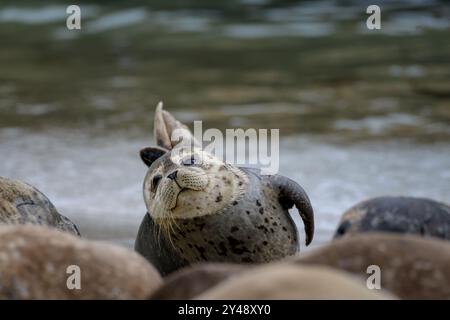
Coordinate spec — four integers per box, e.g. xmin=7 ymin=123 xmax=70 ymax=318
xmin=150 ymin=263 xmax=246 ymax=299
xmin=151 ymin=233 xmax=450 ymax=299
xmin=294 ymin=233 xmax=450 ymax=299
xmin=0 ymin=225 xmax=162 ymax=299
xmin=195 ymin=263 xmax=395 ymax=299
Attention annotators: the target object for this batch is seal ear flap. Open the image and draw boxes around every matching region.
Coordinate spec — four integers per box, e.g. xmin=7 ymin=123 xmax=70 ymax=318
xmin=269 ymin=175 xmax=315 ymax=246
xmin=140 ymin=147 xmax=167 ymax=167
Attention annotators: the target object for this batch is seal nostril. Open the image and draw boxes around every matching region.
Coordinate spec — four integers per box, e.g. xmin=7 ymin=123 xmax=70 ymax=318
xmin=167 ymin=171 xmax=178 ymax=180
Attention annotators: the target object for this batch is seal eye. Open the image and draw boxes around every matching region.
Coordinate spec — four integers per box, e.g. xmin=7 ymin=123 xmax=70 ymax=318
xmin=151 ymin=174 xmax=162 ymax=192
xmin=182 ymin=155 xmax=197 ymax=166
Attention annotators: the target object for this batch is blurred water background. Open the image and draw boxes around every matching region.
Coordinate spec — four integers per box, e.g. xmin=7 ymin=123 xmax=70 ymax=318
xmin=0 ymin=0 xmax=449 ymax=248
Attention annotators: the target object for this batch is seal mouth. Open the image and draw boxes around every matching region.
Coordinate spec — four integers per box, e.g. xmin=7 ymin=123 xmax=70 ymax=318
xmin=170 ymin=187 xmax=185 ymax=210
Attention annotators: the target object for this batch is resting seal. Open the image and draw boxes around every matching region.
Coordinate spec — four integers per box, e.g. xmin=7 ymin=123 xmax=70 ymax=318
xmin=334 ymin=196 xmax=450 ymax=240
xmin=135 ymin=103 xmax=314 ymax=276
xmin=152 ymin=233 xmax=450 ymax=299
xmin=294 ymin=233 xmax=450 ymax=299
xmin=0 ymin=177 xmax=79 ymax=235
xmin=0 ymin=225 xmax=162 ymax=299
xmin=195 ymin=264 xmax=395 ymax=300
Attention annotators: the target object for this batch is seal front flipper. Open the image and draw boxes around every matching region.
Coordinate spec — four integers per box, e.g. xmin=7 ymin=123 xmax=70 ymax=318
xmin=269 ymin=175 xmax=314 ymax=246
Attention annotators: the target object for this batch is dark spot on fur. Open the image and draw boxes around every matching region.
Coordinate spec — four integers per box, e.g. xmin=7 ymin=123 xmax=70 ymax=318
xmin=282 ymin=226 xmax=288 ymax=231
xmin=227 ymin=236 xmax=250 ymax=255
xmin=259 ymin=207 xmax=264 ymax=215
xmin=264 ymin=218 xmax=269 ymax=223
xmin=215 ymin=194 xmax=223 ymax=202
xmin=196 ymin=223 xmax=206 ymax=231
xmin=262 ymin=241 xmax=268 ymax=246
xmin=187 ymin=243 xmax=193 ymax=248
xmin=230 ymin=226 xmax=239 ymax=233
xmin=194 ymin=245 xmax=207 ymax=260
xmin=216 ymin=242 xmax=228 ymax=256
xmin=238 ymin=181 xmax=243 ymax=186
xmin=256 ymin=200 xmax=261 ymax=206
xmin=270 ymin=228 xmax=274 ymax=233
xmin=246 ymin=210 xmax=250 ymax=215
xmin=272 ymin=222 xmax=278 ymax=226
xmin=257 ymin=225 xmax=269 ymax=233
xmin=232 ymin=201 xmax=238 ymax=206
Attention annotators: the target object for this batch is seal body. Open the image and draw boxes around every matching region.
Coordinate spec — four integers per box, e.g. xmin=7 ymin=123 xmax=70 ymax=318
xmin=334 ymin=196 xmax=450 ymax=240
xmin=136 ymin=167 xmax=305 ymax=275
xmin=0 ymin=225 xmax=161 ymax=299
xmin=149 ymin=263 xmax=245 ymax=299
xmin=0 ymin=177 xmax=80 ymax=235
xmin=135 ymin=103 xmax=314 ymax=276
xmin=295 ymin=233 xmax=450 ymax=299
xmin=195 ymin=264 xmax=395 ymax=300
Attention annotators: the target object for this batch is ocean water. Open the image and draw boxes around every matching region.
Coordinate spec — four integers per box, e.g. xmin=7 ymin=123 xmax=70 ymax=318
xmin=1 ymin=127 xmax=449 ymax=249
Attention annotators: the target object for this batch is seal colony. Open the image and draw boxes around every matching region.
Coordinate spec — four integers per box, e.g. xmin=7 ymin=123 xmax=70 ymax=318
xmin=1 ymin=102 xmax=450 ymax=299
xmin=0 ymin=177 xmax=79 ymax=235
xmin=150 ymin=233 xmax=450 ymax=300
xmin=135 ymin=103 xmax=314 ymax=275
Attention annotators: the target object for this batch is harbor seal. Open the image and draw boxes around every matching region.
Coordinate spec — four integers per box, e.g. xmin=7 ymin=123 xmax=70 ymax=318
xmin=334 ymin=196 xmax=450 ymax=240
xmin=0 ymin=177 xmax=79 ymax=235
xmin=135 ymin=103 xmax=314 ymax=276
xmin=195 ymin=264 xmax=395 ymax=299
xmin=150 ymin=263 xmax=246 ymax=299
xmin=0 ymin=225 xmax=162 ymax=299
xmin=294 ymin=233 xmax=450 ymax=299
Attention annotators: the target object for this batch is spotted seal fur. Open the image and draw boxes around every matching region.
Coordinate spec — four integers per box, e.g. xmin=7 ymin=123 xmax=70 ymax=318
xmin=334 ymin=196 xmax=450 ymax=240
xmin=0 ymin=177 xmax=79 ymax=235
xmin=135 ymin=103 xmax=314 ymax=276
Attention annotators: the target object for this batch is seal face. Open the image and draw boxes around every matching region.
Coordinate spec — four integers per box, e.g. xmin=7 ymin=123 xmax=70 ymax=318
xmin=0 ymin=177 xmax=80 ymax=235
xmin=142 ymin=146 xmax=248 ymax=220
xmin=135 ymin=103 xmax=314 ymax=276
xmin=334 ymin=196 xmax=450 ymax=240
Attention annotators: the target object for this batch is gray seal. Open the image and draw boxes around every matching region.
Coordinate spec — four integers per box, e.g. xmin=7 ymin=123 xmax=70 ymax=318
xmin=135 ymin=103 xmax=314 ymax=276
xmin=334 ymin=196 xmax=450 ymax=240
xmin=0 ymin=176 xmax=80 ymax=235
